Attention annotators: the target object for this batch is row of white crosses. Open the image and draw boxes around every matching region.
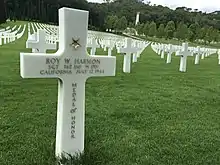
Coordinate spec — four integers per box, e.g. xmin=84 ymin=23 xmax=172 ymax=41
xmin=119 ymin=38 xmax=150 ymax=73
xmin=26 ymin=24 xmax=119 ymax=56
xmin=87 ymin=37 xmax=100 ymax=55
xmin=20 ymin=7 xmax=149 ymax=160
xmin=26 ymin=19 xmax=149 ymax=75
xmin=0 ymin=26 xmax=10 ymax=32
xmin=26 ymin=23 xmax=57 ymax=53
xmin=151 ymin=42 xmax=217 ymax=72
xmin=27 ymin=22 xmax=58 ymax=43
xmin=0 ymin=24 xmax=26 ymax=46
xmin=26 ymin=20 xmax=149 ymax=74
xmin=37 ymin=23 xmax=59 ymax=44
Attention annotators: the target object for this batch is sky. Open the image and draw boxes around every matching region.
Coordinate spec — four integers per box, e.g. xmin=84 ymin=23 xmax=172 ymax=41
xmin=87 ymin=0 xmax=220 ymax=13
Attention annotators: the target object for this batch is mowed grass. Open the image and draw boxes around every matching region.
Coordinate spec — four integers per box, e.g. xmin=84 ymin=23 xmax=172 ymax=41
xmin=1 ymin=24 xmax=220 ymax=165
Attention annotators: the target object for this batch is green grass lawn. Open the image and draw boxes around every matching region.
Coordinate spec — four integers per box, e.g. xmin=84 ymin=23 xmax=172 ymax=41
xmin=1 ymin=22 xmax=220 ymax=165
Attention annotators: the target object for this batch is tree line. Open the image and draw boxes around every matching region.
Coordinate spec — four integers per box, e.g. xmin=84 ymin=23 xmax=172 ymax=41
xmin=0 ymin=0 xmax=220 ymax=43
xmin=134 ymin=21 xmax=219 ymax=44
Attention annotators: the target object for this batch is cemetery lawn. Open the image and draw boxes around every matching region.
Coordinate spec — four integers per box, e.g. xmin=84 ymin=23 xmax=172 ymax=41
xmin=2 ymin=27 xmax=220 ymax=165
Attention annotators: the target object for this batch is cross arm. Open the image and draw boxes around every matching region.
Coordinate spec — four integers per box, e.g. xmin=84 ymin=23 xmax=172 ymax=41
xmin=26 ymin=41 xmax=39 ymax=49
xmin=84 ymin=55 xmax=116 ymax=78
xmin=20 ymin=53 xmax=60 ymax=79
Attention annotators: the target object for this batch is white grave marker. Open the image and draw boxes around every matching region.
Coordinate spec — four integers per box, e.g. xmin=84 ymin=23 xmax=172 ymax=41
xmin=107 ymin=41 xmax=114 ymax=57
xmin=89 ymin=38 xmax=100 ymax=55
xmin=27 ymin=29 xmax=57 ymax=53
xmin=218 ymin=50 xmax=220 ymax=64
xmin=160 ymin=44 xmax=165 ymax=59
xmin=176 ymin=43 xmax=192 ymax=72
xmin=26 ymin=33 xmax=38 ymax=53
xmin=132 ymin=42 xmax=141 ymax=63
xmin=201 ymin=51 xmax=205 ymax=59
xmin=20 ymin=7 xmax=116 ymax=157
xmin=120 ymin=38 xmax=137 ymax=73
xmin=194 ymin=46 xmax=202 ymax=65
xmin=166 ymin=44 xmax=173 ymax=64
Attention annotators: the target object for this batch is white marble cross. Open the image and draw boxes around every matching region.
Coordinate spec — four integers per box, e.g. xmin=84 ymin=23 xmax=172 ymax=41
xmin=120 ymin=38 xmax=137 ymax=73
xmin=107 ymin=41 xmax=115 ymax=57
xmin=0 ymin=34 xmax=2 ymax=45
xmin=132 ymin=41 xmax=141 ymax=63
xmin=88 ymin=38 xmax=100 ymax=55
xmin=160 ymin=44 xmax=165 ymax=59
xmin=108 ymin=47 xmax=113 ymax=57
xmin=104 ymin=45 xmax=107 ymax=51
xmin=166 ymin=44 xmax=173 ymax=64
xmin=205 ymin=48 xmax=209 ymax=57
xmin=156 ymin=44 xmax=160 ymax=55
xmin=201 ymin=51 xmax=205 ymax=60
xmin=176 ymin=43 xmax=193 ymax=72
xmin=136 ymin=42 xmax=142 ymax=58
xmin=3 ymin=33 xmax=8 ymax=44
xmin=20 ymin=7 xmax=116 ymax=158
xmin=194 ymin=46 xmax=202 ymax=65
xmin=26 ymin=33 xmax=38 ymax=53
xmin=26 ymin=29 xmax=57 ymax=53
xmin=218 ymin=49 xmax=220 ymax=64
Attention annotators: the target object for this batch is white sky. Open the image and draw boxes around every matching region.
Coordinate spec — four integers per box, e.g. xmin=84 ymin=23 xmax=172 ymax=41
xmin=87 ymin=0 xmax=220 ymax=12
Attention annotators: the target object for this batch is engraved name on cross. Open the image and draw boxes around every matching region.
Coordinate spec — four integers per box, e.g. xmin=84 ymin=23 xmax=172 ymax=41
xmin=20 ymin=7 xmax=116 ymax=157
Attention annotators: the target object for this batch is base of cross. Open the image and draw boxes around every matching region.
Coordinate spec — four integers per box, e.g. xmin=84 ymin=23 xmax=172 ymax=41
xmin=56 ymin=151 xmax=84 ymax=164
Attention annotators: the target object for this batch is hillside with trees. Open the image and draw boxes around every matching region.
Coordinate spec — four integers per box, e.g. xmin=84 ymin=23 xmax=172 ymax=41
xmin=1 ymin=0 xmax=220 ymax=43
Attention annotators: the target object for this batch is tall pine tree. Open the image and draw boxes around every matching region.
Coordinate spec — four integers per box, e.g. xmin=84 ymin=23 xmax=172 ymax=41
xmin=176 ymin=22 xmax=188 ymax=41
xmin=157 ymin=24 xmax=165 ymax=38
xmin=165 ymin=21 xmax=175 ymax=39
xmin=148 ymin=21 xmax=157 ymax=37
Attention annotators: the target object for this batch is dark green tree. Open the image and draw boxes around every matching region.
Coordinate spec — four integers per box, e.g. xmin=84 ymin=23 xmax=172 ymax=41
xmin=157 ymin=23 xmax=165 ymax=38
xmin=105 ymin=15 xmax=118 ymax=30
xmin=118 ymin=16 xmax=128 ymax=30
xmin=175 ymin=22 xmax=188 ymax=40
xmin=136 ymin=23 xmax=144 ymax=35
xmin=113 ymin=15 xmax=119 ymax=30
xmin=187 ymin=23 xmax=200 ymax=41
xmin=143 ymin=22 xmax=149 ymax=36
xmin=0 ymin=0 xmax=7 ymax=23
xmin=148 ymin=21 xmax=157 ymax=37
xmin=1 ymin=0 xmax=220 ymax=37
xmin=165 ymin=21 xmax=175 ymax=39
